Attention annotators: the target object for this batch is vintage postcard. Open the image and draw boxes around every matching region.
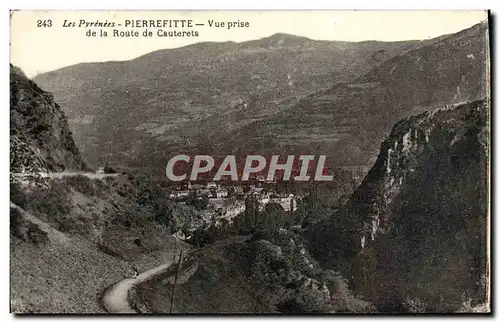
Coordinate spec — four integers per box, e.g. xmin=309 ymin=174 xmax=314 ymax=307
xmin=9 ymin=10 xmax=491 ymax=314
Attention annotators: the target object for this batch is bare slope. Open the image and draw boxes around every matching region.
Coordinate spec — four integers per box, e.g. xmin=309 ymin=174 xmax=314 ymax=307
xmin=33 ymin=34 xmax=426 ymax=168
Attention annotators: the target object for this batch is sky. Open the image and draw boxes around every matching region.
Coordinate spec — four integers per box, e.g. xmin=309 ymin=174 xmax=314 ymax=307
xmin=10 ymin=10 xmax=488 ymax=78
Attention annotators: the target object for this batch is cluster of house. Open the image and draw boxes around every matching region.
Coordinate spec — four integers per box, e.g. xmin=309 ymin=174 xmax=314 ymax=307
xmin=259 ymin=193 xmax=298 ymax=212
xmin=168 ymin=180 xmax=298 ymax=221
xmin=208 ymin=200 xmax=247 ymax=221
xmin=168 ymin=181 xmax=229 ymax=199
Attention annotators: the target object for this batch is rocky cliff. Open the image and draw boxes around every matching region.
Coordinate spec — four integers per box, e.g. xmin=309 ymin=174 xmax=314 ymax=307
xmin=10 ymin=64 xmax=86 ymax=176
xmin=343 ymin=99 xmax=489 ymax=311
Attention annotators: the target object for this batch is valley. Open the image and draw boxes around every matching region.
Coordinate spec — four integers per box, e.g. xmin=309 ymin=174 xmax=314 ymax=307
xmin=9 ymin=17 xmax=491 ymax=314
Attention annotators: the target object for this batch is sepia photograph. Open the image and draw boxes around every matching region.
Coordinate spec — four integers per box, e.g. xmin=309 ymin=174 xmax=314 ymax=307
xmin=9 ymin=10 xmax=491 ymax=314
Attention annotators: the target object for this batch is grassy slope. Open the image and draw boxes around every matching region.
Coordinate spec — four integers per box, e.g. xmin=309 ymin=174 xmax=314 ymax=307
xmin=10 ymin=175 xmax=191 ymax=313
xmin=11 ymin=211 xmax=129 ymax=313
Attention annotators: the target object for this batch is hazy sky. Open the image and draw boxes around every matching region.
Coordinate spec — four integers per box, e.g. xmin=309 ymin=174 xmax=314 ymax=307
xmin=10 ymin=10 xmax=487 ymax=78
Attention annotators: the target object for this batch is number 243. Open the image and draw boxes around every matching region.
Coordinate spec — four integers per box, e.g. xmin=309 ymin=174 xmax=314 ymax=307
xmin=37 ymin=19 xmax=52 ymax=27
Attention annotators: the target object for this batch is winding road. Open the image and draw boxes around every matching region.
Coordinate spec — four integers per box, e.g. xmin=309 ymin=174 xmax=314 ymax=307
xmin=102 ymin=261 xmax=174 ymax=313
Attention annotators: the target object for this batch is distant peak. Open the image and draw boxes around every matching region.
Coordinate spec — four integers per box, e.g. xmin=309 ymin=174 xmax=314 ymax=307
xmin=264 ymin=33 xmax=310 ymax=41
xmin=267 ymin=32 xmax=303 ymax=38
xmin=249 ymin=33 xmax=313 ymax=47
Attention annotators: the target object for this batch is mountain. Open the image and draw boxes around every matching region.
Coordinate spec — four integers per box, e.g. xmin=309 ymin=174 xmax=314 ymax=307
xmin=33 ymin=33 xmax=429 ymax=169
xmin=10 ymin=64 xmax=86 ymax=176
xmin=226 ymin=22 xmax=489 ymax=167
xmin=315 ymin=99 xmax=489 ymax=312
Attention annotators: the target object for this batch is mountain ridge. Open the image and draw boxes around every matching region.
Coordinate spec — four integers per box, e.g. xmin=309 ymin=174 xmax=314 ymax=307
xmin=33 ymin=31 xmax=432 ymax=169
xmin=230 ymin=22 xmax=488 ymax=166
xmin=32 ymin=22 xmax=488 ymax=173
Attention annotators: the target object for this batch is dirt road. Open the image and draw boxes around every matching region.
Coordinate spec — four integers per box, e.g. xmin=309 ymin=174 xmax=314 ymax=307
xmin=102 ymin=261 xmax=174 ymax=313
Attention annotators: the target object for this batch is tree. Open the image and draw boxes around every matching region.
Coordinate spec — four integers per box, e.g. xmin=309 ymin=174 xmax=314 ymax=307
xmin=227 ymin=187 xmax=235 ymax=198
xmin=186 ymin=190 xmax=209 ymax=210
xmin=257 ymin=202 xmax=285 ymax=232
xmin=104 ymin=162 xmax=117 ymax=174
xmin=196 ymin=195 xmax=210 ymax=210
xmin=244 ymin=195 xmax=259 ymax=229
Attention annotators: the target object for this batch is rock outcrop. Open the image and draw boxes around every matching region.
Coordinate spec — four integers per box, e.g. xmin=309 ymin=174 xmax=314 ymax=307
xmin=343 ymin=99 xmax=489 ymax=311
xmin=10 ymin=64 xmax=86 ymax=176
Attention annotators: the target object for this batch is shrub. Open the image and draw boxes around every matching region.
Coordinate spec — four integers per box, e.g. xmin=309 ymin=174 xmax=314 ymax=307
xmin=64 ymin=175 xmax=96 ymax=196
xmin=10 ymin=182 xmax=28 ymax=208
xmin=154 ymin=205 xmax=171 ymax=227
xmin=104 ymin=165 xmax=117 ymax=174
xmin=10 ymin=207 xmax=26 ymax=239
xmin=320 ymin=269 xmax=377 ymax=313
xmin=26 ymin=222 xmax=49 ymax=245
xmin=26 ymin=182 xmax=72 ymax=230
xmin=277 ymin=284 xmax=335 ymax=313
xmin=57 ymin=214 xmax=78 ymax=232
xmin=97 ymin=243 xmax=124 ymax=259
xmin=322 ymin=270 xmax=350 ymax=295
xmin=246 ymin=230 xmax=271 ymax=243
xmin=132 ymin=176 xmax=172 ymax=227
xmin=402 ymin=297 xmax=427 ymax=313
xmin=10 ymin=207 xmax=49 ymax=245
xmin=276 ymin=298 xmax=309 ymax=313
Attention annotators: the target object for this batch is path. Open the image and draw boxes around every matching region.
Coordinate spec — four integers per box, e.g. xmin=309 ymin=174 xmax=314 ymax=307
xmin=41 ymin=171 xmax=120 ymax=179
xmin=102 ymin=261 xmax=174 ymax=313
xmin=11 ymin=171 xmax=121 ymax=181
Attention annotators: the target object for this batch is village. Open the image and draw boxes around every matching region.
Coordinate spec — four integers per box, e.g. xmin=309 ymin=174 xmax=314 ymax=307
xmin=167 ymin=175 xmax=299 ymax=227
